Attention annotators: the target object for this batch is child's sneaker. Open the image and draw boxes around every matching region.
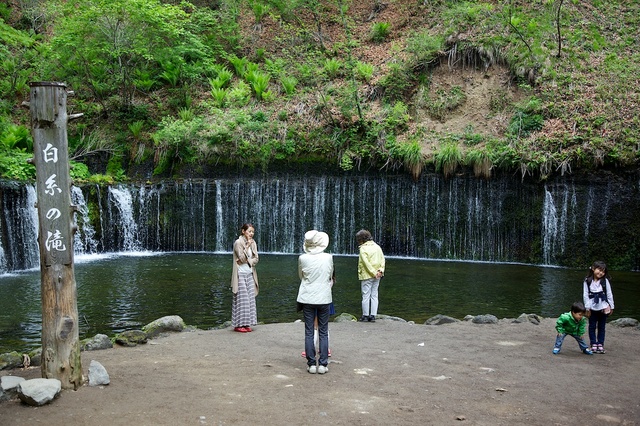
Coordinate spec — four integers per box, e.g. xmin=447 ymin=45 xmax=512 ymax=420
xmin=552 ymin=348 xmax=560 ymax=354
xmin=583 ymin=348 xmax=594 ymax=355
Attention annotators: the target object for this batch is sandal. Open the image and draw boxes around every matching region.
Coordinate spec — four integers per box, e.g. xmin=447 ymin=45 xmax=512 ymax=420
xmin=598 ymin=344 xmax=606 ymax=354
xmin=591 ymin=344 xmax=598 ymax=353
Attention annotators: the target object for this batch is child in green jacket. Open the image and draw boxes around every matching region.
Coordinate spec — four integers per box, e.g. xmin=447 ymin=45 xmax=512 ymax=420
xmin=553 ymin=302 xmax=593 ymax=355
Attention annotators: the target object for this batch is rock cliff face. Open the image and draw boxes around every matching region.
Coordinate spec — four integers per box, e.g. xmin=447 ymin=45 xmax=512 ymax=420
xmin=2 ymin=169 xmax=639 ymax=272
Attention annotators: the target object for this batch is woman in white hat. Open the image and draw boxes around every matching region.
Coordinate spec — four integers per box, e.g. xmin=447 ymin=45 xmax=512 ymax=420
xmin=297 ymin=230 xmax=333 ymax=374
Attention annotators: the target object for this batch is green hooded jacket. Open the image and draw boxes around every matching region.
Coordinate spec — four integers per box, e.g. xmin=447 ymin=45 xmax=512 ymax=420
xmin=555 ymin=312 xmax=586 ymax=336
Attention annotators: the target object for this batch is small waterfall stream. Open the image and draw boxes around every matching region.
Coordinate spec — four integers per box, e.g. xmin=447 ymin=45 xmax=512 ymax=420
xmin=1 ymin=171 xmax=639 ymax=273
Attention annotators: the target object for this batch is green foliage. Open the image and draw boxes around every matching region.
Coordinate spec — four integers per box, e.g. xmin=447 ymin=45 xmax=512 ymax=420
xmin=226 ymin=81 xmax=252 ymax=107
xmin=465 ymin=148 xmax=492 ymax=179
xmin=383 ymin=102 xmax=410 ymax=131
xmin=250 ymin=0 xmax=270 ymax=24
xmin=0 ymin=124 xmax=32 ymax=151
xmin=0 ymin=3 xmax=10 ymax=21
xmin=370 ymin=22 xmax=390 ymax=43
xmin=508 ymin=97 xmax=543 ymax=138
xmin=340 ymin=151 xmax=354 ymax=171
xmin=152 ymin=115 xmax=205 ymax=174
xmin=442 ymin=2 xmax=495 ymax=32
xmin=87 ymin=174 xmax=116 ymax=185
xmin=295 ymin=62 xmax=318 ymax=86
xmin=159 ymin=61 xmax=182 ymax=87
xmin=211 ymin=87 xmax=227 ymax=107
xmin=264 ymin=58 xmax=287 ymax=78
xmin=434 ymin=142 xmax=462 ymax=178
xmin=0 ymin=151 xmax=35 ymax=180
xmin=405 ymin=31 xmax=444 ymax=68
xmin=246 ymin=70 xmax=271 ymax=100
xmin=386 ymin=138 xmax=423 ymax=180
xmin=228 ymin=54 xmax=249 ymax=77
xmin=70 ymin=161 xmax=91 ymax=182
xmin=128 ymin=121 xmax=145 ymax=139
xmin=0 ymin=0 xmax=635 ymax=179
xmin=379 ymin=62 xmax=412 ymax=102
xmin=0 ymin=21 xmax=38 ymax=101
xmin=208 ymin=66 xmax=233 ymax=89
xmin=43 ymin=0 xmax=191 ymax=107
xmin=133 ymin=69 xmax=157 ymax=92
xmin=354 ymin=61 xmax=374 ymax=83
xmin=280 ymin=76 xmax=298 ymax=96
xmin=323 ymin=58 xmax=343 ymax=79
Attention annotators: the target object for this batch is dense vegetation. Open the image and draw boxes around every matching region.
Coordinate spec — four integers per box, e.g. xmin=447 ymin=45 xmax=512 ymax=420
xmin=1 ymin=0 xmax=638 ymax=182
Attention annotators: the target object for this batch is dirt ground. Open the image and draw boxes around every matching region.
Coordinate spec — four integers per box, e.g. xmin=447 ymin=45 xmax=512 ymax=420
xmin=1 ymin=318 xmax=639 ymax=425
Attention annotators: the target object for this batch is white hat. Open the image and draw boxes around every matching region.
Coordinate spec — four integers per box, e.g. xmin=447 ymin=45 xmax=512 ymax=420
xmin=303 ymin=230 xmax=329 ymax=254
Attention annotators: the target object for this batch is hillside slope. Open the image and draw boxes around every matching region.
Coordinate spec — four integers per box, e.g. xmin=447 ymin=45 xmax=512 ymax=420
xmin=1 ymin=0 xmax=638 ymax=181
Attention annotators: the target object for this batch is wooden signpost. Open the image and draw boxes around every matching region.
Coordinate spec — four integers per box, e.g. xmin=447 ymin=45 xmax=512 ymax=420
xmin=29 ymin=82 xmax=82 ymax=390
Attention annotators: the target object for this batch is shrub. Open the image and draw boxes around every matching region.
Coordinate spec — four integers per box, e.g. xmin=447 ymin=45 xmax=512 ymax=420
xmin=466 ymin=149 xmax=493 ymax=179
xmin=280 ymin=76 xmax=298 ymax=96
xmin=379 ymin=62 xmax=412 ymax=101
xmin=384 ymin=101 xmax=410 ymax=131
xmin=434 ymin=142 xmax=462 ymax=178
xmin=323 ymin=58 xmax=343 ymax=79
xmin=354 ymin=61 xmax=374 ymax=82
xmin=128 ymin=121 xmax=145 ymax=139
xmin=508 ymin=97 xmax=543 ymax=138
xmin=370 ymin=22 xmax=391 ymax=43
xmin=211 ymin=87 xmax=227 ymax=107
xmin=246 ymin=71 xmax=271 ymax=100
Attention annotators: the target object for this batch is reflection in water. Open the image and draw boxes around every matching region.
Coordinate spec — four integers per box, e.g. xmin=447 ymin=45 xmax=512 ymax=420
xmin=1 ymin=253 xmax=638 ymax=354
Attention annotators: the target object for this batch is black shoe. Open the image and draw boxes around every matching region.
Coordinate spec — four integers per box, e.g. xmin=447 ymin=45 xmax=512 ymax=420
xmin=358 ymin=315 xmax=368 ymax=322
xmin=369 ymin=315 xmax=376 ymax=322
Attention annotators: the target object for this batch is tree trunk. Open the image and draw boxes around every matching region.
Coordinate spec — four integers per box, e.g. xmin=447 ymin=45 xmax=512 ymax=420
xmin=29 ymin=82 xmax=82 ymax=390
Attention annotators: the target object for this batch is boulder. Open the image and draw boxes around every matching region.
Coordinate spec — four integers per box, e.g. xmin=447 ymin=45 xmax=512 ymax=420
xmin=1 ymin=375 xmax=26 ymax=402
xmin=472 ymin=314 xmax=499 ymax=324
xmin=513 ymin=313 xmax=542 ymax=325
xmin=142 ymin=315 xmax=186 ymax=338
xmin=0 ymin=351 xmax=22 ymax=370
xmin=88 ymin=360 xmax=110 ymax=386
xmin=18 ymin=378 xmax=61 ymax=406
xmin=376 ymin=314 xmax=407 ymax=322
xmin=115 ymin=330 xmax=148 ymax=347
xmin=28 ymin=348 xmax=42 ymax=367
xmin=81 ymin=334 xmax=113 ymax=351
xmin=609 ymin=318 xmax=639 ymax=328
xmin=333 ymin=313 xmax=357 ymax=323
xmin=424 ymin=314 xmax=460 ymax=325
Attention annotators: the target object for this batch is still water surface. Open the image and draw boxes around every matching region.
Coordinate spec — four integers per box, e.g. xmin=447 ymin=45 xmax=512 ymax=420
xmin=1 ymin=253 xmax=638 ymax=353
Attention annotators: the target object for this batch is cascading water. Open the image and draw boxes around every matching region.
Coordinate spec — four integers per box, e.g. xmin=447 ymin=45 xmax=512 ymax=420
xmin=542 ymin=187 xmax=559 ymax=265
xmin=71 ymin=186 xmax=99 ymax=255
xmin=0 ymin=183 xmax=39 ymax=272
xmin=1 ymin=171 xmax=639 ymax=273
xmin=108 ymin=186 xmax=141 ymax=252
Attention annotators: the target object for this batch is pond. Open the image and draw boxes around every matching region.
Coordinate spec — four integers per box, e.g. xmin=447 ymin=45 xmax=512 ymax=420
xmin=1 ymin=253 xmax=638 ymax=354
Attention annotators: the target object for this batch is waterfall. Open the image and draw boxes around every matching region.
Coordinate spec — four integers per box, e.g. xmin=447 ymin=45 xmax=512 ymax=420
xmin=1 ymin=171 xmax=639 ymax=272
xmin=108 ymin=186 xmax=141 ymax=252
xmin=0 ymin=184 xmax=39 ymax=273
xmin=542 ymin=187 xmax=559 ymax=265
xmin=71 ymin=186 xmax=99 ymax=254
